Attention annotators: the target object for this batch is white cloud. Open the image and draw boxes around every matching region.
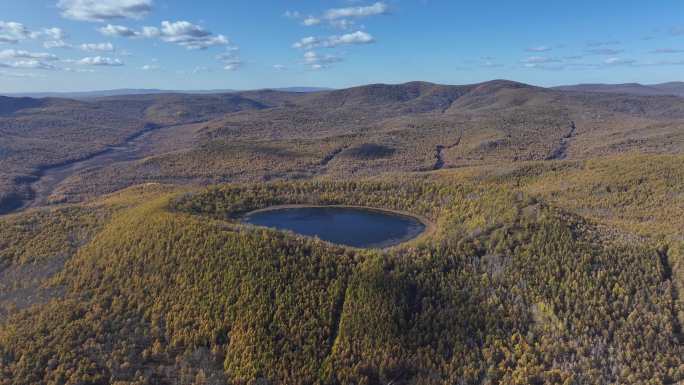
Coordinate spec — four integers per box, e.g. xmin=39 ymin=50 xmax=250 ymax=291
xmin=80 ymin=42 xmax=115 ymax=52
xmin=0 ymin=60 xmax=58 ymax=70
xmin=44 ymin=40 xmax=72 ymax=49
xmin=141 ymin=64 xmax=159 ymax=70
xmin=223 ymin=61 xmax=241 ymax=71
xmin=57 ymin=0 xmax=153 ymax=22
xmin=283 ymin=11 xmax=301 ymax=19
xmin=302 ymin=50 xmax=342 ymax=69
xmin=0 ymin=21 xmax=40 ymax=44
xmin=78 ymin=56 xmax=123 ymax=66
xmin=99 ymin=24 xmax=138 ymax=37
xmin=0 ymin=49 xmax=59 ymax=61
xmin=103 ymin=21 xmax=229 ymax=50
xmin=43 ymin=27 xmax=67 ymax=40
xmin=42 ymin=28 xmax=71 ymax=49
xmin=156 ymin=20 xmax=229 ymax=50
xmin=289 ymin=2 xmax=387 ymax=29
xmin=525 ymin=46 xmax=551 ymax=52
xmin=603 ymin=57 xmax=635 ymax=65
xmin=273 ymin=64 xmax=286 ymax=71
xmin=303 ymin=16 xmax=321 ymax=26
xmin=141 ymin=26 xmax=160 ymax=37
xmin=293 ymin=36 xmax=320 ymax=49
xmin=293 ymin=31 xmax=374 ymax=49
xmin=0 ymin=25 xmax=72 ymax=49
xmin=323 ymin=2 xmax=389 ymax=20
xmin=216 ymin=47 xmax=242 ymax=70
xmin=328 ymin=31 xmax=374 ymax=46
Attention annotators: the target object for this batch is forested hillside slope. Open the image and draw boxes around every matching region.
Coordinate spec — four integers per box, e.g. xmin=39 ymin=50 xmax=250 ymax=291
xmin=0 ymin=81 xmax=682 ymax=384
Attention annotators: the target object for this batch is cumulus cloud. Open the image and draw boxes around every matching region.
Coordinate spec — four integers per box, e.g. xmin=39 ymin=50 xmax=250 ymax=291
xmin=293 ymin=36 xmax=320 ymax=49
xmin=328 ymin=31 xmax=374 ymax=46
xmin=222 ymin=60 xmax=241 ymax=71
xmin=0 ymin=49 xmax=58 ymax=61
xmin=157 ymin=20 xmax=228 ymax=50
xmin=323 ymin=2 xmax=389 ymax=20
xmin=80 ymin=42 xmax=115 ymax=52
xmin=140 ymin=26 xmax=160 ymax=37
xmin=100 ymin=21 xmax=229 ymax=50
xmin=78 ymin=56 xmax=123 ymax=66
xmin=44 ymin=40 xmax=72 ymax=49
xmin=293 ymin=31 xmax=374 ymax=49
xmin=42 ymin=27 xmax=71 ymax=49
xmin=57 ymin=0 xmax=153 ymax=22
xmin=289 ymin=2 xmax=388 ymax=29
xmin=283 ymin=11 xmax=301 ymax=19
xmin=273 ymin=64 xmax=286 ymax=71
xmin=0 ymin=24 xmax=72 ymax=49
xmin=43 ymin=27 xmax=67 ymax=40
xmin=0 ymin=21 xmax=40 ymax=43
xmin=303 ymin=17 xmax=321 ymax=26
xmin=216 ymin=47 xmax=242 ymax=70
xmin=302 ymin=50 xmax=342 ymax=69
xmin=0 ymin=59 xmax=58 ymax=70
xmin=99 ymin=24 xmax=138 ymax=37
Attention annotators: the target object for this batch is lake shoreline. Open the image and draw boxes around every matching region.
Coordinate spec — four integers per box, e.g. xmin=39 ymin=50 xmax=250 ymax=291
xmin=242 ymin=204 xmax=437 ymax=249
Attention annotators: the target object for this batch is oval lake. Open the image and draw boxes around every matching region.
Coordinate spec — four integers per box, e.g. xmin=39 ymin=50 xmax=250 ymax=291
xmin=243 ymin=206 xmax=426 ymax=248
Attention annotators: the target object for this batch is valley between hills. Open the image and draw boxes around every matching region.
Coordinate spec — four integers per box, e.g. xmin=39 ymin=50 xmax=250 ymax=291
xmin=0 ymin=80 xmax=682 ymax=384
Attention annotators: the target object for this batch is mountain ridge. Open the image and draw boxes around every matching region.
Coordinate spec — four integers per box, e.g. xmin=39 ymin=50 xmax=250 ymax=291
xmin=0 ymin=86 xmax=333 ymax=99
xmin=553 ymin=81 xmax=684 ymax=97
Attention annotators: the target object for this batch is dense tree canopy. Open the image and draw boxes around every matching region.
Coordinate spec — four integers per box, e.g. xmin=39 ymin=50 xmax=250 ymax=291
xmin=0 ymin=172 xmax=680 ymax=384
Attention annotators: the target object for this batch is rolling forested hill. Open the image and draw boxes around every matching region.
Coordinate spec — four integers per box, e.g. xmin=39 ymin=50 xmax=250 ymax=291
xmin=0 ymin=80 xmax=682 ymax=384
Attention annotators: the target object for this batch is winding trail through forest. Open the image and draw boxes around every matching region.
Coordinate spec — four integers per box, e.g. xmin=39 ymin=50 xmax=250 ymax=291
xmin=319 ymin=145 xmax=349 ymax=167
xmin=546 ymin=121 xmax=576 ymax=160
xmin=432 ymin=132 xmax=462 ymax=170
xmin=1 ymin=121 xmax=202 ymax=216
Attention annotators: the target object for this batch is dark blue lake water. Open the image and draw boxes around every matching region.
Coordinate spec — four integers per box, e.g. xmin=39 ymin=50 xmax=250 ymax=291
xmin=243 ymin=206 xmax=426 ymax=248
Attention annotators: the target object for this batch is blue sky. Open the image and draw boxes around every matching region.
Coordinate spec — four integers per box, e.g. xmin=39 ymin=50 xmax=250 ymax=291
xmin=0 ymin=0 xmax=683 ymax=92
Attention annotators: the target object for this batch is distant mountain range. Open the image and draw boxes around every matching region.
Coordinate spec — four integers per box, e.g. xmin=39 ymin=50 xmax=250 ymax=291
xmin=4 ymin=82 xmax=683 ymax=100
xmin=0 ymin=87 xmax=332 ymax=99
xmin=553 ymin=82 xmax=684 ymax=97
